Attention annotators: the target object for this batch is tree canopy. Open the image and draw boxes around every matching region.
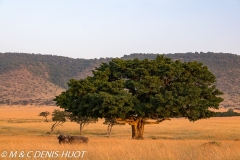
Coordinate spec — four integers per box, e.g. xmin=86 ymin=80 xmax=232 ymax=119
xmin=38 ymin=111 xmax=50 ymax=122
xmin=50 ymin=109 xmax=68 ymax=133
xmin=54 ymin=55 xmax=223 ymax=139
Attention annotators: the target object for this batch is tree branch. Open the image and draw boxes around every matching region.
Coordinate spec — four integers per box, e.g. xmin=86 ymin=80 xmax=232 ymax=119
xmin=156 ymin=118 xmax=171 ymax=123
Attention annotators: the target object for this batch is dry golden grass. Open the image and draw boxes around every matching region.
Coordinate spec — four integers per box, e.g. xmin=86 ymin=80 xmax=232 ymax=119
xmin=0 ymin=106 xmax=240 ymax=160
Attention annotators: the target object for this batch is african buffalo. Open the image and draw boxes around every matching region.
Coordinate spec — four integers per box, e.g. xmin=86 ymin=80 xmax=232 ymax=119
xmin=67 ymin=135 xmax=89 ymax=144
xmin=57 ymin=134 xmax=89 ymax=144
xmin=57 ymin=134 xmax=68 ymax=144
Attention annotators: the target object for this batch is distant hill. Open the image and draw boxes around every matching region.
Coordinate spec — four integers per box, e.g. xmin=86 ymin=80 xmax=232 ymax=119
xmin=0 ymin=52 xmax=239 ymax=108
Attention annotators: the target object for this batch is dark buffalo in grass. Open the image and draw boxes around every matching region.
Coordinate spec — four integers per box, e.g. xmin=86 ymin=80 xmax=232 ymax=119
xmin=57 ymin=134 xmax=89 ymax=144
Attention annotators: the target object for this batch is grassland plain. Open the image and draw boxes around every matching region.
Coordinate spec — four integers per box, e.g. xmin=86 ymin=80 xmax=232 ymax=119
xmin=0 ymin=105 xmax=240 ymax=160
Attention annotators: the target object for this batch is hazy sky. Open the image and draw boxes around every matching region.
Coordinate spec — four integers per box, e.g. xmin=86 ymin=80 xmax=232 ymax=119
xmin=0 ymin=0 xmax=240 ymax=59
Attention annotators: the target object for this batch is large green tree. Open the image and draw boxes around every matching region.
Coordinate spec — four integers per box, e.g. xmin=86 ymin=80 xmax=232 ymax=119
xmin=54 ymin=56 xmax=223 ymax=139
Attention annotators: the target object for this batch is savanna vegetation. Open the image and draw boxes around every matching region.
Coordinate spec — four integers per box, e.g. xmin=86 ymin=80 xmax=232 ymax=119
xmin=214 ymin=109 xmax=240 ymax=117
xmin=0 ymin=106 xmax=240 ymax=160
xmin=54 ymin=56 xmax=223 ymax=139
xmin=0 ymin=53 xmax=239 ymax=159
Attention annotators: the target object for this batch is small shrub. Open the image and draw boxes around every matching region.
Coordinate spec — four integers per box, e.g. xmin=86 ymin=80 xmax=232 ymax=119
xmin=204 ymin=141 xmax=221 ymax=146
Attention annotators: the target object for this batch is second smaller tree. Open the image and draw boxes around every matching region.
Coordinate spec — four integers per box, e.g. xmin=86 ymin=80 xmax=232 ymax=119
xmin=68 ymin=114 xmax=98 ymax=135
xmin=50 ymin=109 xmax=68 ymax=133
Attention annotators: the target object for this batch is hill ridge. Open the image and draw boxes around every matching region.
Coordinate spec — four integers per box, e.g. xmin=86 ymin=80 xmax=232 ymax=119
xmin=0 ymin=52 xmax=239 ymax=108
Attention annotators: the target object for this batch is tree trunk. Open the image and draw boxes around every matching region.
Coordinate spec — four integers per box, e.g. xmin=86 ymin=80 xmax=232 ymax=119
xmin=137 ymin=118 xmax=144 ymax=139
xmin=107 ymin=123 xmax=114 ymax=137
xmin=50 ymin=121 xmax=58 ymax=133
xmin=79 ymin=123 xmax=83 ymax=135
xmin=131 ymin=125 xmax=136 ymax=139
xmin=45 ymin=116 xmax=48 ymax=122
xmin=131 ymin=118 xmax=144 ymax=139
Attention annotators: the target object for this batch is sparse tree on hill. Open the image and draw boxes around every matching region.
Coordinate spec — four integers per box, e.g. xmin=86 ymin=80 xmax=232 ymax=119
xmin=38 ymin=111 xmax=50 ymax=122
xmin=54 ymin=55 xmax=223 ymax=139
